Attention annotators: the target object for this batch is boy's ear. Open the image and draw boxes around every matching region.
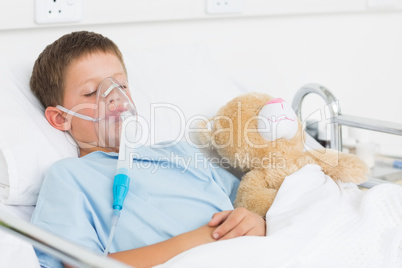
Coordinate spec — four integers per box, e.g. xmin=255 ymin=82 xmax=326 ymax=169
xmin=45 ymin=106 xmax=72 ymax=131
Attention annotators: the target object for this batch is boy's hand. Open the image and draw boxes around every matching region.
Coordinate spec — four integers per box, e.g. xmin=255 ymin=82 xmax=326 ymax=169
xmin=208 ymin=207 xmax=266 ymax=240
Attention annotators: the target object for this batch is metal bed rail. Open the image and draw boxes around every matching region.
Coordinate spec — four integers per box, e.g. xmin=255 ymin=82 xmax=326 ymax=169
xmin=292 ymin=83 xmax=402 ymax=188
xmin=292 ymin=83 xmax=402 ymax=152
xmin=0 ymin=208 xmax=131 ymax=268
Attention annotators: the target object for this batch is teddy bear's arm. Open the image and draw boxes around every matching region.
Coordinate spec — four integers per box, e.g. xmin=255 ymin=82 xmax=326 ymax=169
xmin=234 ymin=169 xmax=278 ymax=217
xmin=307 ymin=148 xmax=369 ymax=184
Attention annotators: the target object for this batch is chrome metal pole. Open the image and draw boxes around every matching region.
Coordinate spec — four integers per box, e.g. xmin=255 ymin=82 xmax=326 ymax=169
xmin=292 ymin=83 xmax=342 ymax=151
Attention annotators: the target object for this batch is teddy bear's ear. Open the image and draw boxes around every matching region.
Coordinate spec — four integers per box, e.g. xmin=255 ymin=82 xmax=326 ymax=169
xmin=196 ymin=117 xmax=215 ymax=148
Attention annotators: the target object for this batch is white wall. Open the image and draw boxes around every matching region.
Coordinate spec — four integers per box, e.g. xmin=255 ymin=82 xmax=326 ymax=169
xmin=0 ymin=1 xmax=401 ymax=156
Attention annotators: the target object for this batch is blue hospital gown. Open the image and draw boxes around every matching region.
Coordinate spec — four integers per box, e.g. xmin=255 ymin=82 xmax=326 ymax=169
xmin=31 ymin=141 xmax=239 ymax=268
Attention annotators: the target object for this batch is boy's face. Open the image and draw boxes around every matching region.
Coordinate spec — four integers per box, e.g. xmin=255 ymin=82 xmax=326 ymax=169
xmin=62 ymin=52 xmax=131 ymax=155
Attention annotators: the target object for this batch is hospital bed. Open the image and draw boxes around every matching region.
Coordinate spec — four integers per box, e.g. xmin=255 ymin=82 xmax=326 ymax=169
xmin=1 ymin=42 xmax=402 ymax=268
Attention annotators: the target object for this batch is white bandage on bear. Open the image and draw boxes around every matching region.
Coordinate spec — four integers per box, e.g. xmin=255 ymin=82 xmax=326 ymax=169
xmin=257 ymin=98 xmax=298 ymax=141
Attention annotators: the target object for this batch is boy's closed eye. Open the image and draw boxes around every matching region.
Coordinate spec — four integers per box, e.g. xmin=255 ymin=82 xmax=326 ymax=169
xmin=84 ymin=90 xmax=97 ymax=97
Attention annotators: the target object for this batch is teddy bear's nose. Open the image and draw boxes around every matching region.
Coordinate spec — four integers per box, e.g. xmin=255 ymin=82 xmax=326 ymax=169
xmin=258 ymin=99 xmax=299 ymax=141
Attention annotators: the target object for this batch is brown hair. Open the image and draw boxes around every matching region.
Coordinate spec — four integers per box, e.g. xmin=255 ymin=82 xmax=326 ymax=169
xmin=30 ymin=31 xmax=127 ymax=108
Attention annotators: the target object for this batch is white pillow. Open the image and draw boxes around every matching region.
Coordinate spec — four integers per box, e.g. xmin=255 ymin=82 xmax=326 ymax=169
xmin=0 ymin=56 xmax=79 ymax=205
xmin=0 ymin=42 xmax=243 ymax=206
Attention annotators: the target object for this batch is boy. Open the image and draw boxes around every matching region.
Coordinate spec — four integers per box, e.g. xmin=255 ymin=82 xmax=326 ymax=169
xmin=30 ymin=31 xmax=266 ymax=268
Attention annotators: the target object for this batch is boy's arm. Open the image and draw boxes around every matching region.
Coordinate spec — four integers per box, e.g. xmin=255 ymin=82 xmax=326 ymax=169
xmin=64 ymin=207 xmax=265 ymax=268
xmin=108 ymin=224 xmax=216 ymax=267
xmin=109 ymin=207 xmax=266 ymax=267
xmin=64 ymin=224 xmax=215 ymax=268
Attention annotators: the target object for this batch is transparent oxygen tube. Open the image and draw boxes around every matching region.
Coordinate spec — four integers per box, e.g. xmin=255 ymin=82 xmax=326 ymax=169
xmin=103 ymin=113 xmax=137 ymax=256
xmin=95 ymin=77 xmax=138 ymax=256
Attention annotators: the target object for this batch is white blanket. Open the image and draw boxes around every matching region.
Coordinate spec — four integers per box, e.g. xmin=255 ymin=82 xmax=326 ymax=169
xmin=159 ymin=164 xmax=402 ymax=268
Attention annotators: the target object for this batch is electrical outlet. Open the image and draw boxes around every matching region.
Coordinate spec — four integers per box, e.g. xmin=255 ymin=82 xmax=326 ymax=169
xmin=35 ymin=0 xmax=83 ymax=24
xmin=206 ymin=0 xmax=244 ymax=14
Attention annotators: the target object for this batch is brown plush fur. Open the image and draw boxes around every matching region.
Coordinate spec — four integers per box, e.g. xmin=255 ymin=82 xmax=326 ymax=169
xmin=199 ymin=92 xmax=369 ymax=217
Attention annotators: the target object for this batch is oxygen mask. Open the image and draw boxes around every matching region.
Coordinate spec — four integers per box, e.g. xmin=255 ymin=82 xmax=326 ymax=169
xmin=94 ymin=77 xmax=138 ymax=151
xmin=56 ymin=77 xmax=138 ymax=151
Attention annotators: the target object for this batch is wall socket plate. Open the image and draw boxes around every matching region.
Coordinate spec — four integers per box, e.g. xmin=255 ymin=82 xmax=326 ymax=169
xmin=35 ymin=0 xmax=83 ymax=24
xmin=367 ymin=0 xmax=396 ymax=8
xmin=206 ymin=0 xmax=244 ymax=14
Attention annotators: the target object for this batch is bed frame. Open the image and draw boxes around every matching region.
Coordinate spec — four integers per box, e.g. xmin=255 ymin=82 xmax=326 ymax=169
xmin=1 ymin=83 xmax=401 ymax=267
xmin=292 ymin=83 xmax=402 ymax=188
xmin=292 ymin=83 xmax=402 ymax=151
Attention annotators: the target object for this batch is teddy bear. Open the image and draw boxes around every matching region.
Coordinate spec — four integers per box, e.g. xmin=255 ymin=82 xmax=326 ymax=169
xmin=199 ymin=92 xmax=368 ymax=217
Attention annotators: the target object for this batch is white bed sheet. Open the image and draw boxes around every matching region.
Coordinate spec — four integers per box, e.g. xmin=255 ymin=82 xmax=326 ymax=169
xmin=158 ymin=164 xmax=402 ymax=268
xmin=0 ymin=203 xmax=39 ymax=268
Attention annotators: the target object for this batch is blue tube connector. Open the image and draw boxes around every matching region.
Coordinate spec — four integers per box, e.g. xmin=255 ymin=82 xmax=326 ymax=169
xmin=113 ymin=172 xmax=130 ymax=210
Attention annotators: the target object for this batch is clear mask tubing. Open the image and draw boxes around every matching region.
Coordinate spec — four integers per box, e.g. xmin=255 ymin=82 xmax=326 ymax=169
xmin=93 ymin=77 xmax=139 ymax=256
xmin=103 ymin=113 xmax=138 ymax=256
xmin=56 ymin=105 xmax=101 ymax=122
